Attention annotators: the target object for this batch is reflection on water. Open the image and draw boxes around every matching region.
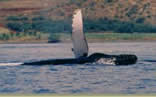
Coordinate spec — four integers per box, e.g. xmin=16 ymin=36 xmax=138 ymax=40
xmin=0 ymin=43 xmax=156 ymax=94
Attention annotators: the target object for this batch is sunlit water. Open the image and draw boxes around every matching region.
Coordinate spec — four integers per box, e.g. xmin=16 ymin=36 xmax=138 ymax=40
xmin=0 ymin=42 xmax=156 ymax=94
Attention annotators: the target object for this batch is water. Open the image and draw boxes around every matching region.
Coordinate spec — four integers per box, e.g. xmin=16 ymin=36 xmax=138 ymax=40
xmin=0 ymin=42 xmax=156 ymax=94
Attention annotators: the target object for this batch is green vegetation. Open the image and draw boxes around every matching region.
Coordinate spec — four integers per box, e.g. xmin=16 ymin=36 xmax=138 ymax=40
xmin=6 ymin=15 xmax=156 ymax=34
xmin=84 ymin=18 xmax=156 ymax=33
xmin=6 ymin=16 xmax=28 ymax=21
xmin=3 ymin=15 xmax=156 ymax=43
xmin=0 ymin=32 xmax=48 ymax=42
xmin=85 ymin=32 xmax=156 ymax=41
xmin=1 ymin=0 xmax=156 ymax=43
xmin=1 ymin=32 xmax=156 ymax=43
xmin=6 ymin=16 xmax=71 ymax=33
xmin=5 ymin=16 xmax=71 ymax=42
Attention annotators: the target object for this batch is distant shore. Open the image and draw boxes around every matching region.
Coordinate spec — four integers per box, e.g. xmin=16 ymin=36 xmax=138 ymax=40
xmin=0 ymin=32 xmax=156 ymax=44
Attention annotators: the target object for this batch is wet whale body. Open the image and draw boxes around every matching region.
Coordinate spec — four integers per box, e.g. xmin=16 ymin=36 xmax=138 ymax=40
xmin=22 ymin=53 xmax=137 ymax=66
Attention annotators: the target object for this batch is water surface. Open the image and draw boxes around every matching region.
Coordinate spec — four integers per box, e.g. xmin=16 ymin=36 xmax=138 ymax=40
xmin=0 ymin=42 xmax=156 ymax=94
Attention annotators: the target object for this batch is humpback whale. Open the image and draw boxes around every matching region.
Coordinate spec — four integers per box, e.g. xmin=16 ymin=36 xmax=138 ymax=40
xmin=22 ymin=9 xmax=137 ymax=66
xmin=0 ymin=9 xmax=137 ymax=66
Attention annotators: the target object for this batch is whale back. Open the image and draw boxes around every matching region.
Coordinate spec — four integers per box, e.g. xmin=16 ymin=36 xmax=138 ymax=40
xmin=72 ymin=9 xmax=88 ymax=58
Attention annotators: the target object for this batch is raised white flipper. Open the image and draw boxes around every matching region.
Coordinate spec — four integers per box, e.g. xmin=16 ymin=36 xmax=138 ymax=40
xmin=72 ymin=9 xmax=88 ymax=58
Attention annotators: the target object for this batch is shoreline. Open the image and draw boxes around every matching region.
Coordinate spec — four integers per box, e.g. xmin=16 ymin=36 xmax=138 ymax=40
xmin=1 ymin=32 xmax=156 ymax=44
xmin=0 ymin=39 xmax=156 ymax=44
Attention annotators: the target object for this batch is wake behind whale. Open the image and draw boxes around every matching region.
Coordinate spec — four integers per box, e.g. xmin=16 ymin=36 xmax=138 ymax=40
xmin=0 ymin=63 xmax=23 ymax=66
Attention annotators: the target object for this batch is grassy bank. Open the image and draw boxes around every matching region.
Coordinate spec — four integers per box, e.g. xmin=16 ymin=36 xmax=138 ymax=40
xmin=85 ymin=33 xmax=156 ymax=42
xmin=0 ymin=32 xmax=49 ymax=43
xmin=0 ymin=32 xmax=156 ymax=43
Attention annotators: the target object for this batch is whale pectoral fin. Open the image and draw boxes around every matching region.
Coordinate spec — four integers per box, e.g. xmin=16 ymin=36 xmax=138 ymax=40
xmin=72 ymin=9 xmax=89 ymax=58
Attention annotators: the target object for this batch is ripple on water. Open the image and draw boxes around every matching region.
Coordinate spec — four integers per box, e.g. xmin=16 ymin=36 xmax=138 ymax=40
xmin=34 ymin=89 xmax=55 ymax=94
xmin=0 ymin=43 xmax=156 ymax=94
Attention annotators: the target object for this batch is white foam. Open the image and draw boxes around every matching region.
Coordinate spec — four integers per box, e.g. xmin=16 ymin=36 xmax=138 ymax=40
xmin=96 ymin=58 xmax=116 ymax=65
xmin=0 ymin=63 xmax=23 ymax=66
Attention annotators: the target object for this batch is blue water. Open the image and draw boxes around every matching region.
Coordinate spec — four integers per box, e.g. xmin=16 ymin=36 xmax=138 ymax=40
xmin=0 ymin=43 xmax=156 ymax=94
